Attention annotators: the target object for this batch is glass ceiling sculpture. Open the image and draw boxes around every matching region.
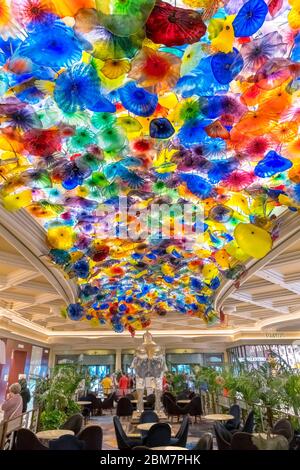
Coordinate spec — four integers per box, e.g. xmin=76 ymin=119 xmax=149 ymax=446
xmin=0 ymin=0 xmax=300 ymax=334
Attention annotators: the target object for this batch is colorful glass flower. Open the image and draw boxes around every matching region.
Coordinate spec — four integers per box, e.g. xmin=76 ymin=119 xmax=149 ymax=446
xmin=146 ymin=1 xmax=206 ymax=46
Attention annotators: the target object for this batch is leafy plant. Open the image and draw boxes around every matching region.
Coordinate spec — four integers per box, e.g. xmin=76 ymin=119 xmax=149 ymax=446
xmin=282 ymin=373 xmax=300 ymax=416
xmin=35 ymin=365 xmax=85 ymax=430
xmin=39 ymin=409 xmax=67 ymax=430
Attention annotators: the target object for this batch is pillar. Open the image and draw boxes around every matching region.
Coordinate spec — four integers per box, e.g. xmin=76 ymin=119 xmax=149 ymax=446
xmin=115 ymin=348 xmax=122 ymax=372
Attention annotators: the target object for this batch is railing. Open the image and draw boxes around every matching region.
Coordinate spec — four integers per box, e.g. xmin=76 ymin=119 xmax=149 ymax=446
xmin=0 ymin=408 xmax=40 ymax=450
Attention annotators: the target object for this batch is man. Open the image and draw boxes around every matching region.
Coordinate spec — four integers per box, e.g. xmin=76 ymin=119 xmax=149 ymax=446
xmin=18 ymin=377 xmax=31 ymax=413
xmin=101 ymin=374 xmax=113 ymax=395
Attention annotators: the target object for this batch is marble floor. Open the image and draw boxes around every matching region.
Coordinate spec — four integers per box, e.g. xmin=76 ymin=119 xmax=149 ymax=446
xmin=86 ymin=412 xmax=216 ymax=450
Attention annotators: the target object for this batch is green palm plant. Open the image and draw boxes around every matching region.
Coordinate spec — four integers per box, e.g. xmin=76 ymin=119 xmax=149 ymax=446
xmin=35 ymin=365 xmax=86 ymax=430
xmin=282 ymin=373 xmax=300 ymax=416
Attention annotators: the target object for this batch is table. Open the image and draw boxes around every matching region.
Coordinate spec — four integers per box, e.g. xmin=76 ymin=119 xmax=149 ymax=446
xmin=137 ymin=422 xmax=170 ymax=432
xmin=151 ymin=446 xmax=188 ymax=451
xmin=76 ymin=401 xmax=92 ymax=406
xmin=177 ymin=400 xmax=191 ymax=404
xmin=203 ymin=414 xmax=234 ymax=421
xmin=36 ymin=429 xmax=74 ymax=441
xmin=131 ymin=410 xmax=168 ymax=424
xmin=130 ymin=399 xmax=147 ymax=404
xmin=252 ymin=433 xmax=276 ymax=439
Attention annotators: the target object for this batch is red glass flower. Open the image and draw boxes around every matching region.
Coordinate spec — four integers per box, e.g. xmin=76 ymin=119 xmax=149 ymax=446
xmin=146 ymin=1 xmax=206 ymax=47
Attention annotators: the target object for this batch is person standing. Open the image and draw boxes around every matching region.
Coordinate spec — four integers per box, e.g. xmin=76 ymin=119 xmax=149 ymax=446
xmin=18 ymin=377 xmax=31 ymax=413
xmin=101 ymin=374 xmax=113 ymax=395
xmin=118 ymin=372 xmax=128 ymax=396
xmin=1 ymin=383 xmax=23 ymax=421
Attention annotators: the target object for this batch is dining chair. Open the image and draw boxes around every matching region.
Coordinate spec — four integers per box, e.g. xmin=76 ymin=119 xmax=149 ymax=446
xmin=14 ymin=429 xmax=48 ymax=450
xmin=76 ymin=425 xmax=103 ymax=450
xmin=60 ymin=413 xmax=83 ymax=435
xmin=143 ymin=423 xmax=172 ymax=448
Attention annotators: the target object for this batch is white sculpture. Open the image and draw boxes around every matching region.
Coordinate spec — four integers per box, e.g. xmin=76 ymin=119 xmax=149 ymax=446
xmin=131 ymin=331 xmax=166 ymax=414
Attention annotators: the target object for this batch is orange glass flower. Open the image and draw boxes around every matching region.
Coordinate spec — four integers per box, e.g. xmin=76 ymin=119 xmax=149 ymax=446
xmin=128 ymin=46 xmax=181 ymax=93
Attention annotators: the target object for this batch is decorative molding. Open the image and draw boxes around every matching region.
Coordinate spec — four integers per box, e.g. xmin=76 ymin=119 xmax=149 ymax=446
xmin=0 ymin=204 xmax=78 ymax=304
xmin=215 ymin=211 xmax=300 ymax=320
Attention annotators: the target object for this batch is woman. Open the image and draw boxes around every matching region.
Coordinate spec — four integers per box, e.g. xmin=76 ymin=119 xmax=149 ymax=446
xmin=19 ymin=377 xmax=31 ymax=413
xmin=118 ymin=373 xmax=128 ymax=397
xmin=1 ymin=383 xmax=23 ymax=421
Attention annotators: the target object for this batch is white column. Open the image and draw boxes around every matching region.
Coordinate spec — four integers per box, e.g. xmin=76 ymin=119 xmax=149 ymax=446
xmin=115 ymin=348 xmax=122 ymax=372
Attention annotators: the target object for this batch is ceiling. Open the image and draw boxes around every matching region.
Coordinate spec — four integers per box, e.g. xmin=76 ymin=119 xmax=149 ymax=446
xmin=0 ymin=210 xmax=300 ymax=352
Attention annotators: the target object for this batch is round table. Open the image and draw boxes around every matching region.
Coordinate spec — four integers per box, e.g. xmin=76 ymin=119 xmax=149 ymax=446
xmin=137 ymin=422 xmax=170 ymax=432
xmin=177 ymin=400 xmax=191 ymax=404
xmin=76 ymin=401 xmax=92 ymax=406
xmin=151 ymin=446 xmax=188 ymax=451
xmin=36 ymin=429 xmax=74 ymax=441
xmin=252 ymin=433 xmax=276 ymax=438
xmin=130 ymin=399 xmax=147 ymax=404
xmin=203 ymin=414 xmax=234 ymax=421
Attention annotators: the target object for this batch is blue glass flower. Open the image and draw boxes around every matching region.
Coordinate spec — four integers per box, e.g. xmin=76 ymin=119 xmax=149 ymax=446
xmin=202 ymin=136 xmax=227 ymax=159
xmin=180 ymin=173 xmax=213 ymax=198
xmin=190 ymin=277 xmax=202 ymax=290
xmin=211 ymin=49 xmax=244 ymax=85
xmin=201 ymin=96 xmax=223 ymax=118
xmin=118 ymin=82 xmax=158 ymax=117
xmin=208 ymin=158 xmax=239 ymax=183
xmin=67 ymin=303 xmax=84 ymax=321
xmin=17 ymin=19 xmax=84 ymax=67
xmin=208 ymin=277 xmax=221 ymax=290
xmin=79 ymin=285 xmax=99 ymax=300
xmin=150 ymin=118 xmax=175 ymax=139
xmin=178 ymin=119 xmax=210 ymax=148
xmin=254 ymin=151 xmax=292 ymax=178
xmin=49 ymin=249 xmax=71 ymax=266
xmin=54 ymin=63 xmax=115 ymax=114
xmin=233 ymin=0 xmax=268 ymax=37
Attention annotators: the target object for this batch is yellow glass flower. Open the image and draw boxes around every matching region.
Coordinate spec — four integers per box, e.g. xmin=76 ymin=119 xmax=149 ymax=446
xmin=2 ymin=189 xmax=32 ymax=211
xmin=117 ymin=116 xmax=143 ymax=133
xmin=211 ymin=16 xmax=235 ymax=53
xmin=46 ymin=225 xmax=76 ymax=250
xmin=101 ymin=59 xmax=131 ymax=80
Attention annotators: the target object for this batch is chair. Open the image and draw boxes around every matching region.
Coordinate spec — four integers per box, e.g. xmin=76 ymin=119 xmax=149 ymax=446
xmin=192 ymin=433 xmax=213 ymax=450
xmin=162 ymin=392 xmax=176 ymax=404
xmin=145 ymin=394 xmax=155 ymax=409
xmin=60 ymin=413 xmax=83 ymax=435
xmin=85 ymin=392 xmax=102 ymax=416
xmin=113 ymin=416 xmax=143 ymax=450
xmin=101 ymin=392 xmax=115 ymax=414
xmin=225 ymin=405 xmax=241 ymax=432
xmin=76 ymin=425 xmax=103 ymax=450
xmin=140 ymin=411 xmax=159 ymax=424
xmin=143 ymin=423 xmax=171 ymax=448
xmin=176 ymin=390 xmax=190 ymax=400
xmin=125 ymin=393 xmax=135 ymax=400
xmin=187 ymin=396 xmax=202 ymax=423
xmin=170 ymin=415 xmax=189 ymax=447
xmin=242 ymin=410 xmax=254 ymax=433
xmin=14 ymin=429 xmax=48 ymax=450
xmin=49 ymin=435 xmax=86 ymax=450
xmin=164 ymin=395 xmax=189 ymax=422
xmin=214 ymin=423 xmax=232 ymax=450
xmin=116 ymin=397 xmax=134 ymax=418
xmin=272 ymin=419 xmax=294 ymax=443
xmin=231 ymin=432 xmax=258 ymax=450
